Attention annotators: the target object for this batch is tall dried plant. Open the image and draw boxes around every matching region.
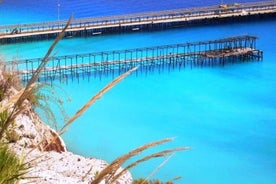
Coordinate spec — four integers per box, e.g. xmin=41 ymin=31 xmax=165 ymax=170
xmin=91 ymin=138 xmax=190 ymax=184
xmin=0 ymin=16 xmax=72 ymax=140
xmin=58 ymin=66 xmax=138 ymax=135
xmin=0 ymin=16 xmax=71 ymax=184
xmin=0 ymin=16 xmax=190 ymax=184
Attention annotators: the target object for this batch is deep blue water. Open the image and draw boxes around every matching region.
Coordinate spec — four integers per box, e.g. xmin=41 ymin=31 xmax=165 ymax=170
xmin=0 ymin=0 xmax=265 ymax=24
xmin=1 ymin=1 xmax=275 ymax=184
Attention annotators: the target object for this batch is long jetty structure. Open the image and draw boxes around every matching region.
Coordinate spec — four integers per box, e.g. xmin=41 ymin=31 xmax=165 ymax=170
xmin=4 ymin=35 xmax=263 ymax=83
xmin=1 ymin=1 xmax=276 ymax=44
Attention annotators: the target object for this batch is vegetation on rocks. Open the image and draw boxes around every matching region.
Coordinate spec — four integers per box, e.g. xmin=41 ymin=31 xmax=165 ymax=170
xmin=0 ymin=18 xmax=71 ymax=184
xmin=0 ymin=143 xmax=30 ymax=184
xmin=0 ymin=18 xmax=189 ymax=183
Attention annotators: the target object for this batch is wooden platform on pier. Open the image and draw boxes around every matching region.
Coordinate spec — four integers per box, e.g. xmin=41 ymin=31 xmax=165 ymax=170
xmin=4 ymin=35 xmax=263 ymax=83
xmin=1 ymin=1 xmax=276 ymax=44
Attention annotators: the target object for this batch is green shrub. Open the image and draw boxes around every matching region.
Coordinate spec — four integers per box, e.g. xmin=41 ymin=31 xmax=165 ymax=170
xmin=0 ymin=143 xmax=29 ymax=184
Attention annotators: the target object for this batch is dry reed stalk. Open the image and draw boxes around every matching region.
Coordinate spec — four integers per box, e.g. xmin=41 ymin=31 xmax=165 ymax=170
xmin=90 ymin=138 xmax=179 ymax=184
xmin=0 ymin=17 xmax=72 ymax=183
xmin=22 ymin=65 xmax=139 ymax=182
xmin=0 ymin=17 xmax=72 ymax=139
xmin=112 ymin=154 xmax=175 ymax=184
xmin=40 ymin=66 xmax=137 ymax=152
xmin=108 ymin=147 xmax=190 ymax=184
xmin=58 ymin=66 xmax=138 ymax=135
xmin=140 ymin=154 xmax=174 ymax=184
xmin=0 ymin=84 xmax=36 ymax=113
xmin=0 ymin=16 xmax=189 ymax=184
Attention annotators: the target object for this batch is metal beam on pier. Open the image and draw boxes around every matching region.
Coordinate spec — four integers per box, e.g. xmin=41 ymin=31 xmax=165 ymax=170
xmin=3 ymin=35 xmax=263 ymax=83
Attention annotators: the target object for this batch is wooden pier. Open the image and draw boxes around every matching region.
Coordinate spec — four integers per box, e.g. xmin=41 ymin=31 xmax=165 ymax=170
xmin=1 ymin=1 xmax=276 ymax=44
xmin=4 ymin=35 xmax=263 ymax=83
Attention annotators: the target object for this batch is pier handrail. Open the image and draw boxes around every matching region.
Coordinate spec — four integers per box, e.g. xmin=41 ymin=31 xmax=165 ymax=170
xmin=7 ymin=35 xmax=257 ymax=65
xmin=0 ymin=1 xmax=275 ymax=35
xmin=2 ymin=35 xmax=263 ymax=82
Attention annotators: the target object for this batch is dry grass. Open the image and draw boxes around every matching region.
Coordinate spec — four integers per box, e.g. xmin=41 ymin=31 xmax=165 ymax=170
xmin=0 ymin=83 xmax=36 ymax=113
xmin=0 ymin=17 xmax=72 ymax=184
xmin=91 ymin=138 xmax=190 ymax=184
xmin=58 ymin=66 xmax=138 ymax=135
xmin=0 ymin=64 xmax=21 ymax=101
xmin=0 ymin=16 xmax=72 ymax=140
xmin=1 ymin=16 xmax=190 ymax=184
xmin=38 ymin=65 xmax=190 ymax=184
xmin=42 ymin=66 xmax=138 ymax=152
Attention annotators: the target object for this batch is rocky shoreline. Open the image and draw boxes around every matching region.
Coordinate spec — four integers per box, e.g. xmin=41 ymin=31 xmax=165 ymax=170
xmin=0 ymin=79 xmax=133 ymax=184
xmin=8 ymin=105 xmax=132 ymax=184
xmin=0 ymin=66 xmax=132 ymax=183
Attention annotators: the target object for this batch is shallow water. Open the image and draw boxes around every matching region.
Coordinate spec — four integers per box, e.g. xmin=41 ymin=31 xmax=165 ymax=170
xmin=1 ymin=0 xmax=276 ymax=183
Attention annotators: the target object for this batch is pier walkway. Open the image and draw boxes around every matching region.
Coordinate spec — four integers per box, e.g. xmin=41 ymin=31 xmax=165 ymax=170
xmin=4 ymin=35 xmax=263 ymax=83
xmin=0 ymin=1 xmax=276 ymax=44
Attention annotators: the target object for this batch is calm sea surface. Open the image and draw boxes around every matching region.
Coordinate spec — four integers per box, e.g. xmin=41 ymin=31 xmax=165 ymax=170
xmin=1 ymin=1 xmax=275 ymax=183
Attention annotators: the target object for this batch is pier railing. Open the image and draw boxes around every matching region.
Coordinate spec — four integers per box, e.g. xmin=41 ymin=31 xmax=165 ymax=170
xmin=3 ymin=35 xmax=263 ymax=83
xmin=0 ymin=1 xmax=275 ymax=43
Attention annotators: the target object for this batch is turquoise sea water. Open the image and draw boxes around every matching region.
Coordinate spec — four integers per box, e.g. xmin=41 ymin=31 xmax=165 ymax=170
xmin=1 ymin=1 xmax=276 ymax=183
